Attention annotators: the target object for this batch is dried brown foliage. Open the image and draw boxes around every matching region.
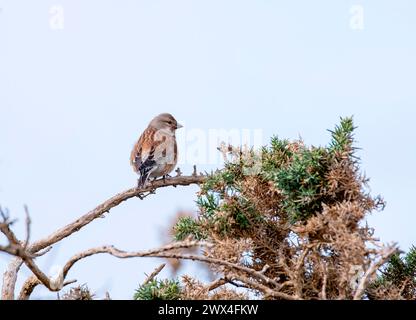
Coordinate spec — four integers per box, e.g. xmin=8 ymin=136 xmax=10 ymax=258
xmin=62 ymin=284 xmax=95 ymax=300
xmin=173 ymin=118 xmax=402 ymax=300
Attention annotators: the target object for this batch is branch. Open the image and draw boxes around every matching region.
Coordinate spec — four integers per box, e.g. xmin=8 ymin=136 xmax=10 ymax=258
xmin=353 ymin=245 xmax=398 ymax=300
xmin=29 ymin=175 xmax=206 ymax=254
xmin=2 ymin=258 xmax=22 ymax=300
xmin=230 ymin=274 xmax=300 ymax=300
xmin=62 ymin=241 xmax=212 ymax=279
xmin=19 ymin=241 xmax=211 ymax=300
xmin=142 ymin=264 xmax=166 ymax=286
xmin=1 ymin=207 xmax=82 ymax=298
xmin=19 ymin=276 xmax=76 ymax=300
xmin=1 ymin=215 xmax=65 ymax=294
xmin=2 ymin=174 xmax=206 ymax=300
xmin=0 ymin=209 xmax=21 ymax=248
xmin=18 ymin=240 xmax=285 ymax=300
xmin=60 ymin=243 xmax=281 ymax=292
xmin=293 ymin=248 xmax=310 ymax=299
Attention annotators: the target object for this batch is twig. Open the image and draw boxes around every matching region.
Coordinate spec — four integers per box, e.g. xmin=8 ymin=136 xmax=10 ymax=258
xmin=34 ymin=246 xmax=53 ymax=258
xmin=231 ymin=274 xmax=300 ymax=300
xmin=64 ymin=279 xmax=77 ymax=287
xmin=23 ymin=205 xmax=31 ymax=250
xmin=207 ymin=278 xmax=228 ymax=291
xmin=0 ymin=213 xmax=20 ymax=248
xmin=142 ymin=264 xmax=166 ymax=286
xmin=321 ymin=264 xmax=328 ymax=300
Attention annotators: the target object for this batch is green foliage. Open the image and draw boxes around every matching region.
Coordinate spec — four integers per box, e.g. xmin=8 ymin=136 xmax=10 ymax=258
xmin=328 ymin=116 xmax=356 ymax=154
xmin=262 ymin=117 xmax=357 ymax=223
xmin=173 ymin=116 xmax=362 ymax=237
xmin=378 ymin=246 xmax=416 ymax=285
xmin=196 ymin=192 xmax=219 ymax=218
xmin=404 ymin=246 xmax=416 ymax=275
xmin=368 ymin=246 xmax=416 ymax=299
xmin=134 ymin=278 xmax=181 ymax=300
xmin=174 ymin=216 xmax=206 ymax=241
xmin=269 ymin=146 xmax=328 ymax=223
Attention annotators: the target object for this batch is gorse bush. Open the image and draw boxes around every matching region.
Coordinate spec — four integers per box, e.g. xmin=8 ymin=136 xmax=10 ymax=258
xmin=138 ymin=117 xmax=413 ymax=300
xmin=368 ymin=246 xmax=416 ymax=299
xmin=175 ymin=117 xmax=378 ymax=238
xmin=134 ymin=278 xmax=181 ymax=300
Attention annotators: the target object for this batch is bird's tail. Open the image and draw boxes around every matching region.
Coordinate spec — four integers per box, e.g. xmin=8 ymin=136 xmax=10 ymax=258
xmin=137 ymin=172 xmax=150 ymax=188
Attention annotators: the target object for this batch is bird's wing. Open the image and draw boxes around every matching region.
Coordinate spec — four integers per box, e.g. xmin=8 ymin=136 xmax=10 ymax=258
xmin=130 ymin=128 xmax=169 ymax=174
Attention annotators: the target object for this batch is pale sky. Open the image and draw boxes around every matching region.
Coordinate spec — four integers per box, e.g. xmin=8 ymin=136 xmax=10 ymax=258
xmin=0 ymin=1 xmax=415 ymax=299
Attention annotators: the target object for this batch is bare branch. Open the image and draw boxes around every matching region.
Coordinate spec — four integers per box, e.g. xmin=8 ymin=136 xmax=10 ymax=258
xmin=19 ymin=276 xmax=77 ymax=300
xmin=16 ymin=240 xmax=284 ymax=300
xmin=18 ymin=276 xmax=39 ymax=300
xmin=2 ymin=174 xmax=206 ymax=300
xmin=58 ymin=244 xmax=280 ymax=294
xmin=353 ymin=245 xmax=398 ymax=300
xmin=61 ymin=243 xmax=291 ymax=299
xmin=2 ymin=258 xmax=23 ymax=300
xmin=62 ymin=241 xmax=212 ymax=279
xmin=29 ymin=175 xmax=206 ymax=254
xmin=17 ymin=241 xmax=210 ymax=300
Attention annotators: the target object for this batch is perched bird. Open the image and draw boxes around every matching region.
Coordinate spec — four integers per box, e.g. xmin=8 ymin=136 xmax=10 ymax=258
xmin=130 ymin=113 xmax=183 ymax=188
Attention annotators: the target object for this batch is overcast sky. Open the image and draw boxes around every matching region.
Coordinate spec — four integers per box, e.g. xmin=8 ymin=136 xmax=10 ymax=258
xmin=0 ymin=0 xmax=415 ymax=299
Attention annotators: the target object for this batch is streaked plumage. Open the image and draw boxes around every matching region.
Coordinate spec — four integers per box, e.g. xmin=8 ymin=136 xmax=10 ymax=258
xmin=131 ymin=113 xmax=182 ymax=187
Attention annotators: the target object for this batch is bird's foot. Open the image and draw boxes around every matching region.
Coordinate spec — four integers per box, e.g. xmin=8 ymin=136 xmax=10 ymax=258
xmin=162 ymin=174 xmax=172 ymax=183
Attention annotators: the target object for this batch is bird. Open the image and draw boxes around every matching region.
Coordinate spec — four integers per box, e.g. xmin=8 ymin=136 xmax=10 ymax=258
xmin=130 ymin=113 xmax=183 ymax=188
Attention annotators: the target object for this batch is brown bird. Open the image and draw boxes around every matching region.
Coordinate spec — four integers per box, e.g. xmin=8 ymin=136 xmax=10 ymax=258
xmin=130 ymin=113 xmax=183 ymax=188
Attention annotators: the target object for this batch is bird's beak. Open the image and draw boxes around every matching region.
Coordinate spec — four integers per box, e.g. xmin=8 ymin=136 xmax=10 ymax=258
xmin=176 ymin=123 xmax=183 ymax=129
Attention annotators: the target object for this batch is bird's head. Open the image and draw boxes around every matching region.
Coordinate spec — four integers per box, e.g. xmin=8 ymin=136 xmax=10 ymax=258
xmin=149 ymin=113 xmax=183 ymax=133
